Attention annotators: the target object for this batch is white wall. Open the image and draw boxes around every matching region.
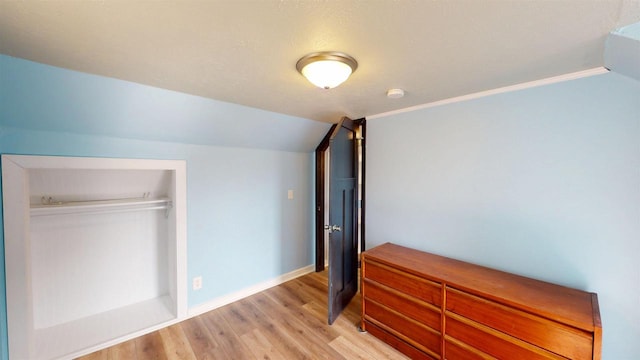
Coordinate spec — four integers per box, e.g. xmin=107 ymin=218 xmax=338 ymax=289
xmin=367 ymin=71 xmax=640 ymax=359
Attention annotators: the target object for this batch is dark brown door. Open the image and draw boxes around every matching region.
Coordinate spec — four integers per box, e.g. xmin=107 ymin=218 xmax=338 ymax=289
xmin=326 ymin=117 xmax=358 ymax=325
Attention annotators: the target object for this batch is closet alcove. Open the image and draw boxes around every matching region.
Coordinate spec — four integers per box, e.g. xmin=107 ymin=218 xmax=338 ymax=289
xmin=1 ymin=155 xmax=187 ymax=359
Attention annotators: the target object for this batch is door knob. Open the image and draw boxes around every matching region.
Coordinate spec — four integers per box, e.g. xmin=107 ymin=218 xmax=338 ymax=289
xmin=324 ymin=225 xmax=342 ymax=232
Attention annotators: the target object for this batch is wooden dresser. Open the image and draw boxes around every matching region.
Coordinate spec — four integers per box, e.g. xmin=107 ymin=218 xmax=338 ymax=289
xmin=361 ymin=243 xmax=602 ymax=360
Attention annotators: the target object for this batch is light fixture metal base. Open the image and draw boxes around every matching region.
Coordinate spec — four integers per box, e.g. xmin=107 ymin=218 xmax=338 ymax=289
xmin=296 ymin=51 xmax=358 ymax=74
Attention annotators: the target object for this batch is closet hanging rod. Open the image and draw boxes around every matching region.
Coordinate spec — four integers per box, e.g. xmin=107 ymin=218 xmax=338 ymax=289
xmin=39 ymin=192 xmax=153 ymax=206
xmin=30 ymin=195 xmax=173 ymax=218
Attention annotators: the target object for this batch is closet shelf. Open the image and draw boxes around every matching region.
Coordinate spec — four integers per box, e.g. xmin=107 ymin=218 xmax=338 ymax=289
xmin=30 ymin=197 xmax=173 ymax=217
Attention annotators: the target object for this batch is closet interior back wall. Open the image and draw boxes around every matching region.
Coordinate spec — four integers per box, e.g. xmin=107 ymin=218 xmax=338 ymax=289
xmin=2 ymin=155 xmax=188 ymax=360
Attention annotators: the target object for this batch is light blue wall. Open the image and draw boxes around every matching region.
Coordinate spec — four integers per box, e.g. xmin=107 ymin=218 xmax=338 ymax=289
xmin=605 ymin=22 xmax=640 ymax=82
xmin=0 ymin=55 xmax=329 ymax=152
xmin=367 ymin=71 xmax=640 ymax=359
xmin=0 ymin=127 xmax=316 ymax=301
xmin=0 ymin=55 xmax=328 ymax=359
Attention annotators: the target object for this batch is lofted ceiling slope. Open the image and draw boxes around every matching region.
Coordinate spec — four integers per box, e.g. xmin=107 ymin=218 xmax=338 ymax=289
xmin=0 ymin=0 xmax=639 ymax=123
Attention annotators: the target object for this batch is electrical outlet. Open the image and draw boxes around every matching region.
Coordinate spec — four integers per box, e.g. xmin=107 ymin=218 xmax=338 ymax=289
xmin=193 ymin=276 xmax=202 ymax=290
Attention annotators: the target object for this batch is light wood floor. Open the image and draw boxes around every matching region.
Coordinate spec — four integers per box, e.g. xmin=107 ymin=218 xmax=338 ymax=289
xmin=77 ymin=271 xmax=408 ymax=360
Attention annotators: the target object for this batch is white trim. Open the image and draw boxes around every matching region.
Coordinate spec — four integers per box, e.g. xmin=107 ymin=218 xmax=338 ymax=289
xmin=187 ymin=264 xmax=316 ymax=318
xmin=367 ymin=67 xmax=610 ymax=120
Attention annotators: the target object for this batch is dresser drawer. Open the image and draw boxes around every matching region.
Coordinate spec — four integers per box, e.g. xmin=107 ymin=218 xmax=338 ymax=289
xmin=363 ymin=278 xmax=441 ymax=331
xmin=364 ymin=259 xmax=441 ymax=306
xmin=364 ymin=320 xmax=437 ymax=360
xmin=365 ymin=298 xmax=441 ymax=356
xmin=445 ymin=313 xmax=567 ymax=360
xmin=444 ymin=338 xmax=496 ymax=360
xmin=446 ymin=287 xmax=593 ymax=359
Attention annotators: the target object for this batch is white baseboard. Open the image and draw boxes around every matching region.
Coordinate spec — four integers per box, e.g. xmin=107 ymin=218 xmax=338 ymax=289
xmin=187 ymin=264 xmax=316 ymax=318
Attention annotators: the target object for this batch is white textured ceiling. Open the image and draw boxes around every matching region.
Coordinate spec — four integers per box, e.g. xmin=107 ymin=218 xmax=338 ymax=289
xmin=0 ymin=1 xmax=638 ymax=123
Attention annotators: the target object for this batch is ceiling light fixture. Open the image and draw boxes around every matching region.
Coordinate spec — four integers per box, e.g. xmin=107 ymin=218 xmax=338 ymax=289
xmin=296 ymin=51 xmax=358 ymax=89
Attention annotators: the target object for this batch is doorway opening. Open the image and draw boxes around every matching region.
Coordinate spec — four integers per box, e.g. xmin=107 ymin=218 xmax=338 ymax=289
xmin=314 ymin=117 xmax=366 ymax=324
xmin=315 ymin=118 xmax=366 ymax=272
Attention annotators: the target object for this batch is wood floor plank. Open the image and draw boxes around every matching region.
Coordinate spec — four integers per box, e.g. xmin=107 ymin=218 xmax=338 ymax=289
xmin=216 ymin=300 xmax=256 ymax=337
xmin=200 ymin=309 xmax=256 ymax=359
xmin=240 ymin=328 xmax=288 ymax=360
xmin=279 ymin=278 xmax=317 ymax=305
xmin=135 ymin=332 xmax=168 ymax=360
xmin=225 ymin=297 xmax=315 ymax=359
xmin=180 ymin=317 xmax=219 ymax=360
xmin=298 ymin=272 xmax=330 ymax=296
xmin=77 ymin=349 xmax=108 ymax=360
xmin=329 ymin=335 xmax=374 ymax=360
xmin=263 ymin=285 xmax=342 ymax=343
xmin=285 ymin=269 xmax=362 ymax=325
xmin=158 ymin=323 xmax=197 ymax=360
xmin=250 ymin=292 xmax=346 ymax=360
xmin=107 ymin=340 xmax=137 ymax=360
xmin=303 ymin=300 xmax=410 ymax=360
xmin=281 ymin=278 xmax=317 ymax=304
xmin=76 ymin=271 xmax=407 ymax=360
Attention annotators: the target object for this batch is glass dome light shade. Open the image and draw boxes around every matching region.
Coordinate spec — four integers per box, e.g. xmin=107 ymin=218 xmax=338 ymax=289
xmin=296 ymin=52 xmax=358 ymax=89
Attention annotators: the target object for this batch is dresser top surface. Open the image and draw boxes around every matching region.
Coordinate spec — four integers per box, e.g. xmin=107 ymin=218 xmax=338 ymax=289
xmin=362 ymin=243 xmax=600 ymax=332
